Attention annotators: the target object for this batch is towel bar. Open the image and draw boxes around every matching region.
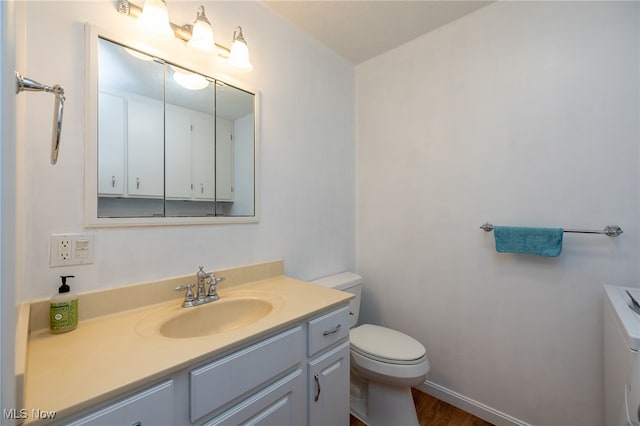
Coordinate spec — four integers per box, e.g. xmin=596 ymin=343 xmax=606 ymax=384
xmin=480 ymin=223 xmax=623 ymax=237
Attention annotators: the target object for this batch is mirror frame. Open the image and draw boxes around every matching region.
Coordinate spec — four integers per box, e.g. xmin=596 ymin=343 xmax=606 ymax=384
xmin=84 ymin=23 xmax=259 ymax=227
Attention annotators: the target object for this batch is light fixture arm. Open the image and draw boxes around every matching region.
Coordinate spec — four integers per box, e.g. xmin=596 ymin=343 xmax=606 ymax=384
xmin=116 ymin=0 xmax=231 ymax=57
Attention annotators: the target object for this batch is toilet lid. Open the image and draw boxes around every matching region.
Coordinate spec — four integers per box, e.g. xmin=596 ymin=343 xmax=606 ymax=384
xmin=350 ymin=324 xmax=425 ymax=362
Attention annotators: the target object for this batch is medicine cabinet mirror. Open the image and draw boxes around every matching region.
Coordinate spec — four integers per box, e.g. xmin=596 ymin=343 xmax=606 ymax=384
xmin=84 ymin=25 xmax=257 ymax=226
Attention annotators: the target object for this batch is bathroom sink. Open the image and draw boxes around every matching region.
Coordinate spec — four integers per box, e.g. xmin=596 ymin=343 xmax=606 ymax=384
xmin=136 ymin=294 xmax=281 ymax=339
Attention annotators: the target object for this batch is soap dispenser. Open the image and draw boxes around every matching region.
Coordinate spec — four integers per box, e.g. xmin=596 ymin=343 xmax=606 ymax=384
xmin=50 ymin=275 xmax=78 ymax=334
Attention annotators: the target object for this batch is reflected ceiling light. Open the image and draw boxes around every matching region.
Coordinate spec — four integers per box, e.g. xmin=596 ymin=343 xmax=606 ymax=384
xmin=171 ymin=67 xmax=209 ymax=91
xmin=136 ymin=0 xmax=174 ymax=41
xmin=117 ymin=0 xmax=254 ymax=72
xmin=124 ymin=47 xmax=153 ymax=61
xmin=187 ymin=6 xmax=216 ymax=53
xmin=228 ymin=27 xmax=253 ymax=72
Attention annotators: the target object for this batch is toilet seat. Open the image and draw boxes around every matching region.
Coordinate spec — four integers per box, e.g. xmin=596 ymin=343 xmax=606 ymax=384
xmin=350 ymin=324 xmax=426 ymax=365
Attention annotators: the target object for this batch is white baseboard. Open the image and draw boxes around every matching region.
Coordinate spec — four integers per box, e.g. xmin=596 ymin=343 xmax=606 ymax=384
xmin=416 ymin=380 xmax=532 ymax=426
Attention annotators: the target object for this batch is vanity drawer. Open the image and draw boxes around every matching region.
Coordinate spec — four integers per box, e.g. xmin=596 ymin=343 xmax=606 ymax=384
xmin=307 ymin=305 xmax=350 ymax=357
xmin=190 ymin=326 xmax=303 ymax=422
xmin=66 ymin=380 xmax=174 ymax=426
xmin=202 ymin=369 xmax=305 ymax=426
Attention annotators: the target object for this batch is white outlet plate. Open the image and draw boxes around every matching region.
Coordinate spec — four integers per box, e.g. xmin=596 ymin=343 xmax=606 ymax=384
xmin=50 ymin=233 xmax=95 ymax=267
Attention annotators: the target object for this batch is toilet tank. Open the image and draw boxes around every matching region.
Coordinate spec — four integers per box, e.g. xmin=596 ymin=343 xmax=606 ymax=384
xmin=312 ymin=272 xmax=362 ymax=328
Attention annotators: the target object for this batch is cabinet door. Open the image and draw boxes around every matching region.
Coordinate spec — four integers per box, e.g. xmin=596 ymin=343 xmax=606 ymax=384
xmin=65 ymin=380 xmax=174 ymax=426
xmin=97 ymin=92 xmax=125 ymax=195
xmin=203 ymin=369 xmax=304 ymax=426
xmin=191 ymin=111 xmax=215 ymax=200
xmin=308 ymin=341 xmax=350 ymax=426
xmin=215 ymin=118 xmax=234 ymax=202
xmin=165 ymin=105 xmax=193 ymax=199
xmin=127 ymin=98 xmax=164 ymax=198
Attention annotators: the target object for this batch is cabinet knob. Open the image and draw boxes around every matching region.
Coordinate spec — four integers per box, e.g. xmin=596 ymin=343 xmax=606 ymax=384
xmin=136 ymin=177 xmax=140 ymax=189
xmin=111 ymin=175 xmax=116 ymax=188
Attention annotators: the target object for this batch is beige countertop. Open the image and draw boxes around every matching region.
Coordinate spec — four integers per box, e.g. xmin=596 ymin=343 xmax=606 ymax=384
xmin=22 ymin=264 xmax=351 ymax=424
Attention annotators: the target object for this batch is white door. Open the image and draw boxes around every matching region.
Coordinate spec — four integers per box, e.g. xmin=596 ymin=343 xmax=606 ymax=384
xmin=165 ymin=105 xmax=192 ymax=199
xmin=191 ymin=111 xmax=215 ymax=200
xmin=97 ymin=92 xmax=125 ymax=195
xmin=308 ymin=341 xmax=350 ymax=426
xmin=203 ymin=370 xmax=305 ymax=426
xmin=127 ymin=97 xmax=164 ymax=198
xmin=215 ymin=118 xmax=234 ymax=202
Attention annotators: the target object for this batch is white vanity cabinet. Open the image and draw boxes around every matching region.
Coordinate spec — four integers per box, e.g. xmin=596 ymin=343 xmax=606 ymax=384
xmin=49 ymin=304 xmax=350 ymax=426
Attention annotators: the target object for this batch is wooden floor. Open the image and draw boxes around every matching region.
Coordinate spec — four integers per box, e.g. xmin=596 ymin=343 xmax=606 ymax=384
xmin=349 ymin=388 xmax=495 ymax=426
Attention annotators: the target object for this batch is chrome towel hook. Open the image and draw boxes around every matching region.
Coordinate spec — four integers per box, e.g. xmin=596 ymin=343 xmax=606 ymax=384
xmin=15 ymin=72 xmax=65 ymax=165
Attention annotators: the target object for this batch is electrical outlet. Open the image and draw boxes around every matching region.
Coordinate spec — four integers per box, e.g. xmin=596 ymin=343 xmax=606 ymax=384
xmin=50 ymin=233 xmax=94 ymax=267
xmin=58 ymin=238 xmax=71 ymax=261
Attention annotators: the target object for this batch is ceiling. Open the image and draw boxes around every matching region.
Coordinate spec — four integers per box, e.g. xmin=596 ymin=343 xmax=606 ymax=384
xmin=261 ymin=1 xmax=492 ymax=65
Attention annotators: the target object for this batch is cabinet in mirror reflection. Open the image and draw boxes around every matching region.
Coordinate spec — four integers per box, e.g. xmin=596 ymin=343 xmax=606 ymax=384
xmin=94 ymin=36 xmax=255 ymax=222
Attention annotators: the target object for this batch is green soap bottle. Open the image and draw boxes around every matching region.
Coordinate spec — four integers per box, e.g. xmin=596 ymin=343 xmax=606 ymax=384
xmin=50 ymin=275 xmax=78 ymax=334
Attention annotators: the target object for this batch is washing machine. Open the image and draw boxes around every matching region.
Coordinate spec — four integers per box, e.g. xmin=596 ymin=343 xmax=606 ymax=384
xmin=604 ymin=285 xmax=640 ymax=426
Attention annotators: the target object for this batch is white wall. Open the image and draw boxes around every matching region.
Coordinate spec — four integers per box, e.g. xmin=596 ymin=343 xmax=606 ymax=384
xmin=356 ymin=2 xmax=639 ymax=425
xmin=1 ymin=0 xmax=17 ymax=419
xmin=21 ymin=1 xmax=355 ymax=301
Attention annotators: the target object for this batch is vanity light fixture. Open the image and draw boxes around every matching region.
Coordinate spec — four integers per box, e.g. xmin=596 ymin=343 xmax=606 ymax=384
xmin=116 ymin=0 xmax=253 ymax=71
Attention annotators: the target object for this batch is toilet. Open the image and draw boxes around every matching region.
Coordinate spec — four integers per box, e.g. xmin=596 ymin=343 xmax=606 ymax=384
xmin=312 ymin=272 xmax=430 ymax=426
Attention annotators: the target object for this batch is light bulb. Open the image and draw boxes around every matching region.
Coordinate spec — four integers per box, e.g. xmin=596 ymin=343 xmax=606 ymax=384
xmin=228 ymin=26 xmax=253 ymax=72
xmin=137 ymin=0 xmax=174 ymax=41
xmin=172 ymin=67 xmax=209 ymax=90
xmin=187 ymin=6 xmax=216 ymax=53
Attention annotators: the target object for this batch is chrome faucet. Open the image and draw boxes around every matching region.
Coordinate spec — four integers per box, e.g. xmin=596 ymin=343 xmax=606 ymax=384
xmin=175 ymin=266 xmax=225 ymax=308
xmin=196 ymin=266 xmax=209 ymax=299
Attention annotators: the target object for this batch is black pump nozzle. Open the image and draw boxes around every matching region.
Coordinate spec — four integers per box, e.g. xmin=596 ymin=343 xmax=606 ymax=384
xmin=59 ymin=275 xmax=75 ymax=293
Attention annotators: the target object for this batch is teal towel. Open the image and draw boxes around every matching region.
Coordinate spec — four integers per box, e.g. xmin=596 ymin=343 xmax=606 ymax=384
xmin=494 ymin=226 xmax=564 ymax=257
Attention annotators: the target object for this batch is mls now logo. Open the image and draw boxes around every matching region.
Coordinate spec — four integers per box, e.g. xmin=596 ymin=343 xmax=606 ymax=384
xmin=3 ymin=408 xmax=56 ymax=420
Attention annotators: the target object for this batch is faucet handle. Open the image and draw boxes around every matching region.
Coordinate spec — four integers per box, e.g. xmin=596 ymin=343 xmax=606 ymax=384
xmin=206 ymin=275 xmax=224 ymax=300
xmin=175 ymin=283 xmax=196 ymax=307
xmin=209 ymin=275 xmax=225 ymax=285
xmin=175 ymin=283 xmax=195 ymax=292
